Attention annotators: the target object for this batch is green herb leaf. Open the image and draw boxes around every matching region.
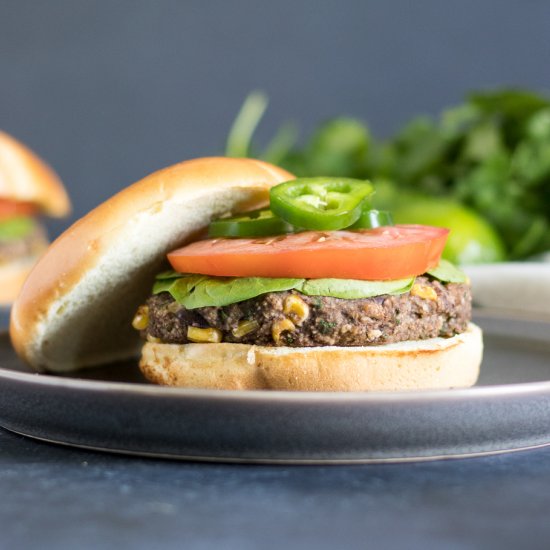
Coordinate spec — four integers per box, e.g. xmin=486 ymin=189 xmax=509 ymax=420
xmin=156 ymin=276 xmax=304 ymax=309
xmin=152 ymin=274 xmax=207 ymax=296
xmin=427 ymin=260 xmax=468 ymax=283
xmin=317 ymin=319 xmax=337 ymax=335
xmin=261 ymin=121 xmax=299 ymax=165
xmin=225 ymin=91 xmax=268 ymax=158
xmin=155 ymin=269 xmax=185 ymax=280
xmin=0 ymin=217 xmax=35 ymax=241
xmin=154 ymin=273 xmax=415 ymax=308
xmin=304 ymin=118 xmax=370 ymax=178
xmin=469 ymin=89 xmax=550 ymax=120
xmin=301 ymin=277 xmax=414 ymax=299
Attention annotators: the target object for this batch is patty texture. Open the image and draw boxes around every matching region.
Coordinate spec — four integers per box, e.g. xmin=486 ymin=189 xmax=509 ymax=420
xmin=141 ymin=276 xmax=471 ymax=347
xmin=0 ymin=223 xmax=48 ymax=264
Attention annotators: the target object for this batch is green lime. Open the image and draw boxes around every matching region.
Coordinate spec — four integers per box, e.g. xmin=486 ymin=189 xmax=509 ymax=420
xmin=392 ymin=197 xmax=506 ymax=264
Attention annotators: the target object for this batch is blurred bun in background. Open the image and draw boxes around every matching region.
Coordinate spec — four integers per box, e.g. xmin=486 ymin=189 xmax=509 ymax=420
xmin=0 ymin=131 xmax=71 ymax=304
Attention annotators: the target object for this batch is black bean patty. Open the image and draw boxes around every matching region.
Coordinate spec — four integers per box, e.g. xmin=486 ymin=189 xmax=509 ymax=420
xmin=0 ymin=223 xmax=48 ymax=264
xmin=140 ymin=276 xmax=471 ymax=347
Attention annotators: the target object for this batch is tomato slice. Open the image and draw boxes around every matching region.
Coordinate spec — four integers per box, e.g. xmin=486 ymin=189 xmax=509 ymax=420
xmin=167 ymin=225 xmax=449 ymax=280
xmin=0 ymin=199 xmax=37 ymax=220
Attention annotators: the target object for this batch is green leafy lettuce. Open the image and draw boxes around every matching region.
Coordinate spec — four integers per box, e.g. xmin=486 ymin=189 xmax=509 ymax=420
xmin=154 ymin=261 xmax=466 ymax=309
xmin=153 ymin=275 xmax=303 ymax=309
xmin=154 ymin=274 xmax=414 ymax=309
xmin=300 ymin=278 xmax=414 ymax=299
xmin=426 ymin=259 xmax=468 ymax=283
xmin=0 ymin=217 xmax=35 ymax=241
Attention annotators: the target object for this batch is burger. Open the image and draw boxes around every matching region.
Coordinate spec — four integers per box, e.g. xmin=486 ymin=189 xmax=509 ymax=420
xmin=10 ymin=157 xmax=482 ymax=391
xmin=0 ymin=130 xmax=71 ymax=304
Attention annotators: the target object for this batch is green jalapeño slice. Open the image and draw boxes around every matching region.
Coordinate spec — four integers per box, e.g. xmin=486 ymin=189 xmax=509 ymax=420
xmin=350 ymin=209 xmax=394 ymax=230
xmin=269 ymin=178 xmax=374 ymax=230
xmin=208 ymin=208 xmax=295 ymax=238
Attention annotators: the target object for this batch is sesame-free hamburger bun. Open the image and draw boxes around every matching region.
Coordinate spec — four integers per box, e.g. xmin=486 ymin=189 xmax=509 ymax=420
xmin=0 ymin=130 xmax=70 ymax=217
xmin=140 ymin=324 xmax=482 ymax=391
xmin=0 ymin=131 xmax=71 ymax=304
xmin=10 ymin=157 xmax=293 ymax=371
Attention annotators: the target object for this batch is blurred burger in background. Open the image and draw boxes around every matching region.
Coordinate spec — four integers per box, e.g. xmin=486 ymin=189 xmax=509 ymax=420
xmin=0 ymin=131 xmax=70 ymax=304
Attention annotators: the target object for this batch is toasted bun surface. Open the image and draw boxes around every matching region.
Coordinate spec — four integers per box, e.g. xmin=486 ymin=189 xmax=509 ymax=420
xmin=0 ymin=131 xmax=71 ymax=217
xmin=139 ymin=323 xmax=483 ymax=391
xmin=10 ymin=157 xmax=293 ymax=372
xmin=0 ymin=255 xmax=47 ymax=306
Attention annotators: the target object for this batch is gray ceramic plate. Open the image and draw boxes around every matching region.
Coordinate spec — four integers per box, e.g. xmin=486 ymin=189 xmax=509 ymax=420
xmin=0 ymin=312 xmax=550 ymax=463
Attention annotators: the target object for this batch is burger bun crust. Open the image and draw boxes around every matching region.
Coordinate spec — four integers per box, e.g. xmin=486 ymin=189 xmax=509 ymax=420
xmin=139 ymin=323 xmax=483 ymax=391
xmin=0 ymin=255 xmax=46 ymax=306
xmin=10 ymin=157 xmax=294 ymax=372
xmin=0 ymin=130 xmax=70 ymax=217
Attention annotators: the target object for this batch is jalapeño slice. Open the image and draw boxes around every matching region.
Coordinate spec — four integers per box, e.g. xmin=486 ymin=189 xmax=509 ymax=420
xmin=270 ymin=178 xmax=374 ymax=230
xmin=208 ymin=208 xmax=295 ymax=238
xmin=350 ymin=209 xmax=394 ymax=230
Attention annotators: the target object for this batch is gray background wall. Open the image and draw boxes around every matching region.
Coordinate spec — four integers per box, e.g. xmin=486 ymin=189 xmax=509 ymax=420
xmin=2 ymin=0 xmax=550 ymax=236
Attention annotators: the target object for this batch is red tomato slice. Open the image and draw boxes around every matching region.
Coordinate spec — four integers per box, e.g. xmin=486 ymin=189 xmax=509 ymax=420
xmin=0 ymin=199 xmax=37 ymax=220
xmin=168 ymin=225 xmax=449 ymax=280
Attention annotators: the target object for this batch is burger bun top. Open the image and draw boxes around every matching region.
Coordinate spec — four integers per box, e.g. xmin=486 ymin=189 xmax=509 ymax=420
xmin=10 ymin=157 xmax=293 ymax=372
xmin=0 ymin=130 xmax=71 ymax=217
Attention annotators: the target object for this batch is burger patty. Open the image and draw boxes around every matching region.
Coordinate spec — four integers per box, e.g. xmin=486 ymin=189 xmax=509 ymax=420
xmin=141 ymin=276 xmax=471 ymax=347
xmin=0 ymin=224 xmax=48 ymax=264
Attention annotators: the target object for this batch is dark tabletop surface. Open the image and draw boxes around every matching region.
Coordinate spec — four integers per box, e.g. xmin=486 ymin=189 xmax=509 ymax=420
xmin=2 ymin=426 xmax=550 ymax=550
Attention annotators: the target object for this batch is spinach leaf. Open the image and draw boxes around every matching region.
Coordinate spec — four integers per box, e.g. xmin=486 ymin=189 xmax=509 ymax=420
xmin=426 ymin=260 xmax=468 ymax=283
xmin=155 ymin=276 xmax=304 ymax=309
xmin=0 ymin=217 xmax=35 ymax=241
xmin=155 ymin=269 xmax=185 ymax=280
xmin=154 ymin=273 xmax=415 ymax=308
xmin=301 ymin=277 xmax=414 ymax=299
xmin=152 ymin=275 xmax=208 ymax=297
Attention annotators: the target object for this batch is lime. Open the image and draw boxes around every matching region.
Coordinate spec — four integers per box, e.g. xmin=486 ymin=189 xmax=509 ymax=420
xmin=392 ymin=197 xmax=506 ymax=264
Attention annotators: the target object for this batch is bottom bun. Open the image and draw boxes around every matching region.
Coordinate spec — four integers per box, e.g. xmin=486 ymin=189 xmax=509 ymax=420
xmin=139 ymin=322 xmax=483 ymax=391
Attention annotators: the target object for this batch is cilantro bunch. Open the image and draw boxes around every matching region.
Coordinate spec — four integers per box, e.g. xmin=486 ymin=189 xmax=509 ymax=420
xmin=227 ymin=89 xmax=550 ymax=261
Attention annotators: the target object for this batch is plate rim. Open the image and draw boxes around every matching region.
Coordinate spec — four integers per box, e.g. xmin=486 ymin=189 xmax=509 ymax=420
xmin=7 ymin=426 xmax=550 ymax=464
xmin=2 ymin=358 xmax=550 ymax=404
